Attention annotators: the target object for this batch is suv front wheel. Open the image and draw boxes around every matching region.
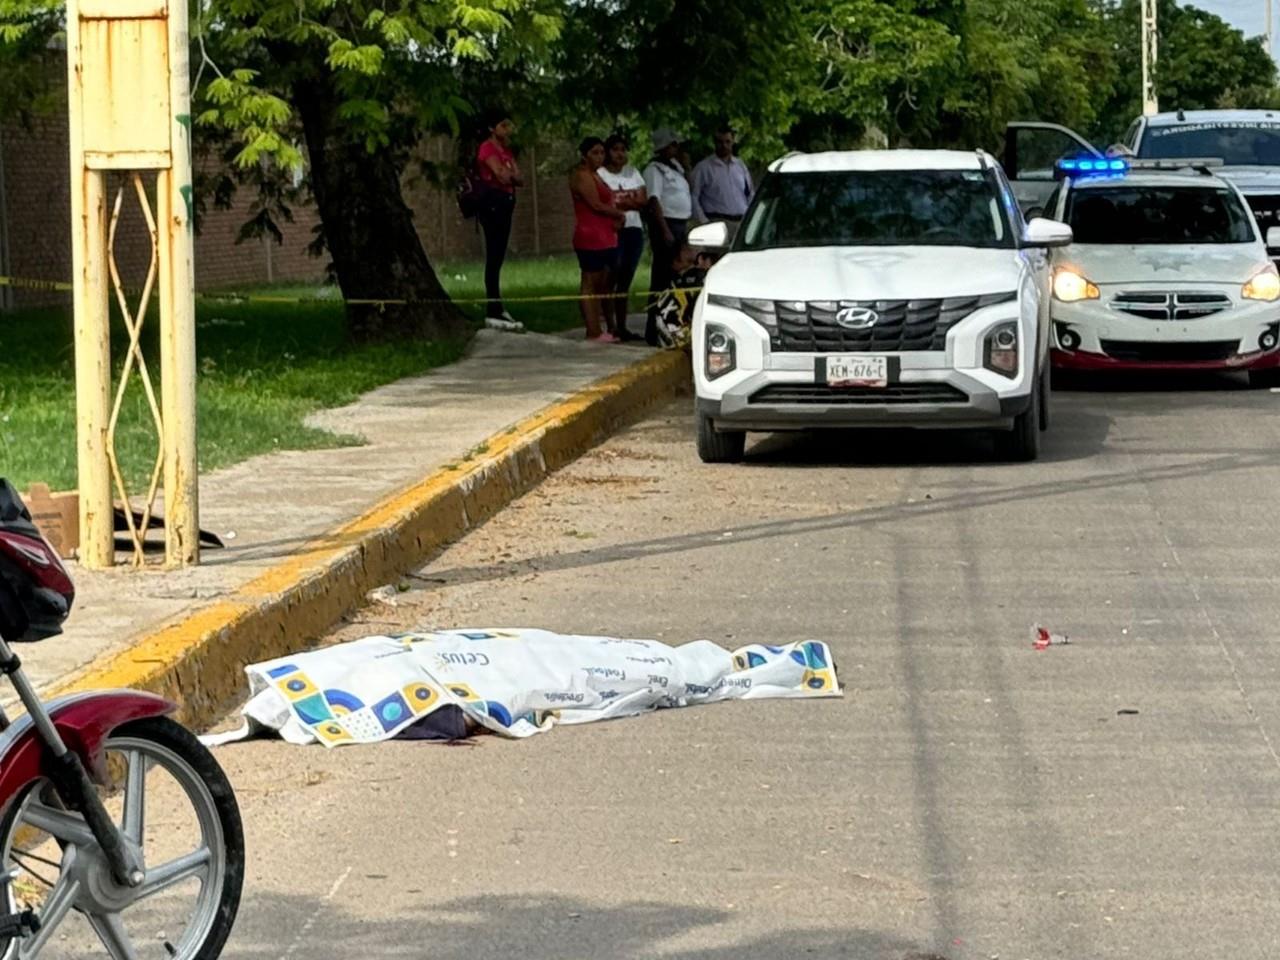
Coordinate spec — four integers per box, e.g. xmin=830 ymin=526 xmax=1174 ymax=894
xmin=697 ymin=412 xmax=746 ymax=463
xmin=994 ymin=372 xmax=1042 ymax=462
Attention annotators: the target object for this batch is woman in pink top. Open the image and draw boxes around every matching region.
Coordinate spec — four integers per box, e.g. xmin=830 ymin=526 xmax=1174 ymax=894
xmin=569 ymin=137 xmax=626 ymax=341
xmin=475 ymin=110 xmax=523 ymax=329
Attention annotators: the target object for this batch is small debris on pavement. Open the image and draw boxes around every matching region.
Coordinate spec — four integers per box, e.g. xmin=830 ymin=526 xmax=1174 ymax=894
xmin=1032 ymin=624 xmax=1071 ymax=650
xmin=1117 ymin=708 xmax=1140 ymax=716
xmin=367 ymin=585 xmax=400 ymax=607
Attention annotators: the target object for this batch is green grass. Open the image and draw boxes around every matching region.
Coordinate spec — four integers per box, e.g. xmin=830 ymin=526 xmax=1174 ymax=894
xmin=234 ymin=253 xmax=647 ymax=334
xmin=0 ymin=254 xmax=589 ymax=492
xmin=432 ymin=255 xmax=595 ymax=334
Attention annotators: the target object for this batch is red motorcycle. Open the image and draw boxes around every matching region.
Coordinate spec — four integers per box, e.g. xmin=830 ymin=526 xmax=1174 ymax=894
xmin=0 ymin=479 xmax=243 ymax=959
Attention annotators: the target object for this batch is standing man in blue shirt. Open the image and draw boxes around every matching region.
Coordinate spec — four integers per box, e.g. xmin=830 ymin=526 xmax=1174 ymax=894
xmin=691 ymin=125 xmax=754 ymax=223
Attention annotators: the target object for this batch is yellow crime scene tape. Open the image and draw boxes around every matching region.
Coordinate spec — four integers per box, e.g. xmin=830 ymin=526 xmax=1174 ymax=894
xmin=0 ymin=276 xmax=75 ymax=293
xmin=0 ymin=275 xmax=700 ymax=308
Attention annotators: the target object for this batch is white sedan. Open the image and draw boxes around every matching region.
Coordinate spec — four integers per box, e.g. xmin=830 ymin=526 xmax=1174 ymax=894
xmin=1045 ymin=160 xmax=1280 ymax=386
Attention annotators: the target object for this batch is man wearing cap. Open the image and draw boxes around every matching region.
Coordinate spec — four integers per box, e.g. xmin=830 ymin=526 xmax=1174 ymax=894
xmin=643 ymin=128 xmax=693 ymax=345
xmin=691 ymin=125 xmax=754 ymax=224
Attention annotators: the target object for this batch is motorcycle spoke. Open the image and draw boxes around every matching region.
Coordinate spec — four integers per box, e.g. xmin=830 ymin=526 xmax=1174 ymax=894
xmin=9 ymin=850 xmax=57 ymax=889
xmin=18 ymin=874 xmax=80 ymax=957
xmin=121 ymin=750 xmax=147 ymax=843
xmin=88 ymin=911 xmax=139 ymax=960
xmin=22 ymin=803 xmax=95 ymax=847
xmin=11 ymin=848 xmax=60 ymax=872
xmin=138 ymin=846 xmax=211 ymax=900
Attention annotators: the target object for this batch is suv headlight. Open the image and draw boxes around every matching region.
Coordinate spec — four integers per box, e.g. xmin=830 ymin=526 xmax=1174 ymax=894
xmin=984 ymin=322 xmax=1019 ymax=378
xmin=1052 ymin=268 xmax=1100 ymax=303
xmin=1243 ymin=264 xmax=1280 ymax=301
xmin=705 ymin=324 xmax=736 ymax=379
xmin=708 ymin=294 xmax=777 ymax=333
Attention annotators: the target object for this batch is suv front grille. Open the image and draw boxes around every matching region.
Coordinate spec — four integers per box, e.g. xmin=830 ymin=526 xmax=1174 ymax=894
xmin=1111 ymin=291 xmax=1232 ymax=321
xmin=1099 ymin=339 xmax=1239 ymax=362
xmin=765 ymin=292 xmax=1017 ymax=353
xmin=749 ymin=383 xmax=969 ymax=405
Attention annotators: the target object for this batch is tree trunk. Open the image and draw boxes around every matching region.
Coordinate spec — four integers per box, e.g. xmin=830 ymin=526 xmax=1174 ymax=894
xmin=293 ymin=76 xmax=469 ymax=342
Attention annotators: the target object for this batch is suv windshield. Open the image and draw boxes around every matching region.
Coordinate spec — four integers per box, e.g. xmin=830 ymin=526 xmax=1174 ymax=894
xmin=1064 ymin=185 xmax=1255 ymax=245
xmin=1138 ymin=121 xmax=1280 ymax=166
xmin=738 ymin=169 xmax=1014 ymax=251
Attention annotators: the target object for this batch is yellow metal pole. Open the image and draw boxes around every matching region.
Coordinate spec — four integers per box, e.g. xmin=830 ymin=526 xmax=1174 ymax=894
xmin=66 ymin=0 xmax=114 ymax=568
xmin=159 ymin=0 xmax=199 ymax=566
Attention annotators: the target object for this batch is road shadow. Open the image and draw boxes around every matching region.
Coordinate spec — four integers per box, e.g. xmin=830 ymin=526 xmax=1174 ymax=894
xmin=417 ymin=442 xmax=1280 ymax=595
xmin=1053 ymin=367 xmax=1259 ymax=395
xmin=735 ymin=409 xmax=1113 ymax=468
xmin=223 ymin=890 xmax=947 ymax=960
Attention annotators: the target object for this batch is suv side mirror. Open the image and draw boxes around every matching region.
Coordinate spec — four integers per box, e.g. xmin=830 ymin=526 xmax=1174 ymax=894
xmin=1266 ymin=226 xmax=1280 ymax=251
xmin=689 ymin=221 xmax=730 ymax=248
xmin=1023 ymin=217 xmax=1073 ymax=249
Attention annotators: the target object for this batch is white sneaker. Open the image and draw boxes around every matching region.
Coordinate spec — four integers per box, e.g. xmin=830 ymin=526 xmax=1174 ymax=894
xmin=485 ymin=315 xmax=524 ymax=333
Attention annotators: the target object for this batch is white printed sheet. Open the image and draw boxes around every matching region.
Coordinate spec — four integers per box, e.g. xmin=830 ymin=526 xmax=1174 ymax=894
xmin=205 ymin=628 xmax=842 ymax=748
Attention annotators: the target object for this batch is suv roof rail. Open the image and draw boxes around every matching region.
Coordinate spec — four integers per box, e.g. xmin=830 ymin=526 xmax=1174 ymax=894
xmin=769 ymin=151 xmax=806 ymax=172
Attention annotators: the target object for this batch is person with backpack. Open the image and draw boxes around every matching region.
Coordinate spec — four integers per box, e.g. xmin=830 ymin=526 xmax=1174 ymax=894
xmin=474 ymin=110 xmax=524 ymax=331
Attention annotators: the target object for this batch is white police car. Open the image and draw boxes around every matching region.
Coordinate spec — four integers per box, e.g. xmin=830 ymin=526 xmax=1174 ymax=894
xmin=1044 ymin=156 xmax=1280 ymax=384
xmin=687 ymin=149 xmax=1071 ymax=464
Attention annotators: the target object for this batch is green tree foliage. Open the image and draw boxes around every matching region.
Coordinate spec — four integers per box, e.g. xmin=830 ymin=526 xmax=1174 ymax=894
xmin=191 ymin=0 xmax=564 ymax=340
xmin=939 ymin=0 xmax=1118 ymax=146
xmin=550 ymin=0 xmax=809 ymax=163
xmin=1 ymin=0 xmax=1278 ymax=341
xmin=792 ymin=0 xmax=960 ymax=150
xmin=1098 ymin=0 xmax=1278 ymax=138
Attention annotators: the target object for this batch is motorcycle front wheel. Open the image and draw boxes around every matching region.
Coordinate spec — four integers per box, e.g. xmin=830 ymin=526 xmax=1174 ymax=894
xmin=0 ymin=716 xmax=244 ymax=960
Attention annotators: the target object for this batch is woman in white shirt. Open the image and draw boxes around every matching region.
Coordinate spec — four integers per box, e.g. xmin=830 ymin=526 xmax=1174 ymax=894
xmin=597 ymin=134 xmax=648 ymax=341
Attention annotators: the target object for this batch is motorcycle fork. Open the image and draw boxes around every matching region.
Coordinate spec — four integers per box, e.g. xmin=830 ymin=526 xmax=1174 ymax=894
xmin=0 ymin=636 xmax=142 ymax=888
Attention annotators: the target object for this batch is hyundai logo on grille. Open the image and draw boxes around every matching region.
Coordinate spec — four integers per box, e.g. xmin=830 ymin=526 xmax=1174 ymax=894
xmin=835 ymin=307 xmax=879 ymax=330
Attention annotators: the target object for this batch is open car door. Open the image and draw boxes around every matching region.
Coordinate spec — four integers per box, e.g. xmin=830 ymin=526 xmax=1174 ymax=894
xmin=1003 ymin=122 xmax=1102 ymax=216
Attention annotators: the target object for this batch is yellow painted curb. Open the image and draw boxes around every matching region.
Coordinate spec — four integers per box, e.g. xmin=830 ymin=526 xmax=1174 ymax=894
xmin=50 ymin=349 xmax=692 ymax=729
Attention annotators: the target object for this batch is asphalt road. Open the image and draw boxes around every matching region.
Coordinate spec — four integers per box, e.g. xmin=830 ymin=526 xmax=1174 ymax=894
xmin=203 ymin=372 xmax=1280 ymax=960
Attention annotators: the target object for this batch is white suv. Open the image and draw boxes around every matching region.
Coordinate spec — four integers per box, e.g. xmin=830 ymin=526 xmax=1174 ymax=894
xmin=688 ymin=149 xmax=1072 ymax=463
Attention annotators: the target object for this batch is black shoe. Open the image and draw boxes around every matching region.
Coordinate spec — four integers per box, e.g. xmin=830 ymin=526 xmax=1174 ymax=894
xmin=644 ymin=315 xmax=659 ymax=347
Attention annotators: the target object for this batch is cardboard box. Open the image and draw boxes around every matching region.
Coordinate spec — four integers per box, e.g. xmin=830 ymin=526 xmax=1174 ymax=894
xmin=20 ymin=484 xmax=79 ymax=559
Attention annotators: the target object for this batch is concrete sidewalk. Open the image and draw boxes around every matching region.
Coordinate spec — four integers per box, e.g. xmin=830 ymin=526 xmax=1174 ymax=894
xmin=20 ymin=328 xmax=668 ymax=698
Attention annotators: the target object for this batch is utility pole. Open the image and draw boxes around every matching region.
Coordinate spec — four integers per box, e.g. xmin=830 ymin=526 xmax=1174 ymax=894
xmin=1141 ymin=0 xmax=1159 ymax=116
xmin=67 ymin=0 xmax=200 ymax=568
xmin=1268 ymin=0 xmax=1274 ymax=63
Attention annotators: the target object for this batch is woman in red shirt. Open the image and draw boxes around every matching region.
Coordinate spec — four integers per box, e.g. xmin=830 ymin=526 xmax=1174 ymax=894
xmin=476 ymin=110 xmax=524 ymax=330
xmin=569 ymin=137 xmax=626 ymax=341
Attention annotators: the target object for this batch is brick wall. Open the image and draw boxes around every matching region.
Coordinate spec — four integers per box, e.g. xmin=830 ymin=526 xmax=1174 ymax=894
xmin=0 ymin=67 xmax=584 ymax=310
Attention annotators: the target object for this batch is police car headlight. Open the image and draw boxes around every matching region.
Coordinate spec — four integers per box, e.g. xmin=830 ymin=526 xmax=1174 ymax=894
xmin=1052 ymin=268 xmax=1100 ymax=303
xmin=1243 ymin=264 xmax=1280 ymax=302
